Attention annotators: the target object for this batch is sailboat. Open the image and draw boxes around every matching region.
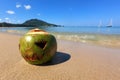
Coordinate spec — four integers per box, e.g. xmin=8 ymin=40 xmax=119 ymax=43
xmin=106 ymin=19 xmax=112 ymax=27
xmin=98 ymin=20 xmax=102 ymax=27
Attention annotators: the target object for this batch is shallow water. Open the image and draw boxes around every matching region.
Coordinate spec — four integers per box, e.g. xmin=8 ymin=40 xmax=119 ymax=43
xmin=52 ymin=33 xmax=120 ymax=48
xmin=0 ymin=26 xmax=120 ymax=48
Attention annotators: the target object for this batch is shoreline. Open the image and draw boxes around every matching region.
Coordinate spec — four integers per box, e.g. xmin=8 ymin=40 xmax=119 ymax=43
xmin=1 ymin=30 xmax=120 ymax=49
xmin=0 ymin=33 xmax=120 ymax=80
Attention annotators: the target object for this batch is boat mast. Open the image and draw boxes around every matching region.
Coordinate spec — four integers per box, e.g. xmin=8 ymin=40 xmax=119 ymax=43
xmin=98 ymin=20 xmax=102 ymax=27
xmin=110 ymin=19 xmax=112 ymax=26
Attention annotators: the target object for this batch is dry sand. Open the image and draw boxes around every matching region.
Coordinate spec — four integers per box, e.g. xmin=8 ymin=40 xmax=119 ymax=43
xmin=0 ymin=32 xmax=120 ymax=80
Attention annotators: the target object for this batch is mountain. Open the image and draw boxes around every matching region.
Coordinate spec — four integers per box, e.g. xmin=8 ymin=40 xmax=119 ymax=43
xmin=0 ymin=19 xmax=60 ymax=27
xmin=0 ymin=22 xmax=31 ymax=27
xmin=23 ymin=19 xmax=58 ymax=27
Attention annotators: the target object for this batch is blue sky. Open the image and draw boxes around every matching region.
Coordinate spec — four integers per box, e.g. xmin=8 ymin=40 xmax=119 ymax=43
xmin=0 ymin=0 xmax=120 ymax=26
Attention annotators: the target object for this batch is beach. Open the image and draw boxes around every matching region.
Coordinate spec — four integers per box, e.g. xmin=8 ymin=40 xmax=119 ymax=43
xmin=0 ymin=32 xmax=120 ymax=80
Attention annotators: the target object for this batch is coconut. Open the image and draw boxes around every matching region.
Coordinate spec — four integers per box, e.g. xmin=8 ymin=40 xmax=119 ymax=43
xmin=19 ymin=28 xmax=57 ymax=65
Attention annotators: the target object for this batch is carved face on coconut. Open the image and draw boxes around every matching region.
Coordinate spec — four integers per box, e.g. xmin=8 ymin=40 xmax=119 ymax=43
xmin=19 ymin=28 xmax=57 ymax=65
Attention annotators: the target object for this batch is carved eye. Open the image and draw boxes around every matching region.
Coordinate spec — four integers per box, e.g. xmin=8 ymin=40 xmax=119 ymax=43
xmin=35 ymin=40 xmax=47 ymax=49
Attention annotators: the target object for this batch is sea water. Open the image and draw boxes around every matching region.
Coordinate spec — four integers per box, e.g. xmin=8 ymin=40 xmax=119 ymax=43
xmin=0 ymin=26 xmax=120 ymax=48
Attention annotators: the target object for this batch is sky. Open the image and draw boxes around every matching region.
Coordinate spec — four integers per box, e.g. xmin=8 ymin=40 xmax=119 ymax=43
xmin=0 ymin=0 xmax=120 ymax=26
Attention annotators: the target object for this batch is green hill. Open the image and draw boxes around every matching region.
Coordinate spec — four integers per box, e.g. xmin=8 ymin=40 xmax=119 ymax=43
xmin=0 ymin=19 xmax=59 ymax=27
xmin=23 ymin=19 xmax=58 ymax=27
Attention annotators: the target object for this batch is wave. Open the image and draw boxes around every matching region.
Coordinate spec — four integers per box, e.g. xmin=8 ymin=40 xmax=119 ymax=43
xmin=52 ymin=32 xmax=120 ymax=48
xmin=0 ymin=28 xmax=120 ymax=48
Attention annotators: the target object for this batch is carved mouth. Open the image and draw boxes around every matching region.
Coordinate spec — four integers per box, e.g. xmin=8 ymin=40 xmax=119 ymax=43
xmin=25 ymin=54 xmax=43 ymax=61
xmin=35 ymin=40 xmax=47 ymax=49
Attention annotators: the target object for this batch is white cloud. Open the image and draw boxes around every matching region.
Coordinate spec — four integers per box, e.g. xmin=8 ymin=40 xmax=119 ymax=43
xmin=5 ymin=18 xmax=9 ymax=20
xmin=17 ymin=20 xmax=21 ymax=23
xmin=16 ymin=4 xmax=21 ymax=8
xmin=6 ymin=10 xmax=15 ymax=14
xmin=24 ymin=5 xmax=31 ymax=10
xmin=0 ymin=19 xmax=2 ymax=21
xmin=37 ymin=13 xmax=41 ymax=16
xmin=4 ymin=18 xmax=11 ymax=23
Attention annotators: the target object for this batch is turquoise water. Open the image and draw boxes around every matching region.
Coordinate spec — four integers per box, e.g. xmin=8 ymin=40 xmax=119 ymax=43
xmin=0 ymin=26 xmax=120 ymax=34
xmin=44 ymin=26 xmax=120 ymax=35
xmin=0 ymin=26 xmax=120 ymax=48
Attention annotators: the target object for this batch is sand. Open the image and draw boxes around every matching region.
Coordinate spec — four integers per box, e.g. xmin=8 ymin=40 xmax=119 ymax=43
xmin=0 ymin=32 xmax=120 ymax=80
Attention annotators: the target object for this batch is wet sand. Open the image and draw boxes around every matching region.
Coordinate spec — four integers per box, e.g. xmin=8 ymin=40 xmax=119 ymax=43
xmin=0 ymin=32 xmax=120 ymax=80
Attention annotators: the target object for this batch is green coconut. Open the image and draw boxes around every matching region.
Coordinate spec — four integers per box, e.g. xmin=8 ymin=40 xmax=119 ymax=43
xmin=19 ymin=28 xmax=57 ymax=65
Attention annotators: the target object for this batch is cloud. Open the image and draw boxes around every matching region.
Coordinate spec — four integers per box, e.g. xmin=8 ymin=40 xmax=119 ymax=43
xmin=0 ymin=19 xmax=2 ymax=21
xmin=4 ymin=18 xmax=11 ymax=22
xmin=6 ymin=10 xmax=15 ymax=14
xmin=37 ymin=13 xmax=41 ymax=16
xmin=24 ymin=5 xmax=31 ymax=10
xmin=17 ymin=20 xmax=21 ymax=23
xmin=5 ymin=18 xmax=9 ymax=20
xmin=16 ymin=4 xmax=21 ymax=8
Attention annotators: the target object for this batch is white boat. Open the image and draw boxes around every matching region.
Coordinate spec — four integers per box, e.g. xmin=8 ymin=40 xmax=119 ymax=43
xmin=98 ymin=20 xmax=102 ymax=27
xmin=107 ymin=19 xmax=112 ymax=27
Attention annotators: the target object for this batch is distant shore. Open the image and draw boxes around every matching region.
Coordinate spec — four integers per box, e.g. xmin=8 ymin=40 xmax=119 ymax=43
xmin=0 ymin=32 xmax=120 ymax=80
xmin=0 ymin=19 xmax=61 ymax=27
